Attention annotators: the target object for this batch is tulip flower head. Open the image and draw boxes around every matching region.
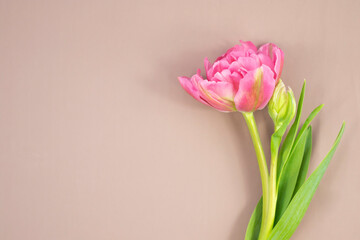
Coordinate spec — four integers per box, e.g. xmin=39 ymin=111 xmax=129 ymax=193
xmin=178 ymin=41 xmax=284 ymax=112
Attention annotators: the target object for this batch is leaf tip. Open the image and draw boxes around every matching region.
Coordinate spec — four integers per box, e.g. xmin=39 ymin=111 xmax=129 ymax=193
xmin=301 ymin=80 xmax=306 ymax=90
xmin=340 ymin=122 xmax=346 ymax=134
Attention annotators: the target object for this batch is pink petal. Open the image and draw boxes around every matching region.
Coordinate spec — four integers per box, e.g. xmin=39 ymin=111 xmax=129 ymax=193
xmin=273 ymin=47 xmax=284 ymax=82
xmin=239 ymin=40 xmax=258 ymax=53
xmin=195 ymin=78 xmax=236 ymax=112
xmin=178 ymin=76 xmax=210 ymax=106
xmin=216 ymin=45 xmax=240 ymax=62
xmin=204 ymin=58 xmax=212 ymax=79
xmin=211 ymin=70 xmax=242 ymax=93
xmin=215 ymin=40 xmax=257 ymax=63
xmin=230 ymin=72 xmax=241 ymax=92
xmin=257 ymin=53 xmax=274 ymax=69
xmin=258 ymin=43 xmax=284 ymax=82
xmin=234 ymin=65 xmax=276 ymax=112
xmin=209 ymin=60 xmax=230 ymax=79
xmin=213 ymin=69 xmax=232 ymax=82
xmin=200 ymin=80 xmax=235 ymax=100
xmin=229 ymin=56 xmax=261 ymax=73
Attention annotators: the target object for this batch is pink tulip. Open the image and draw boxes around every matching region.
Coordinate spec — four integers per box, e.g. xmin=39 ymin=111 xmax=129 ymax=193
xmin=178 ymin=41 xmax=284 ymax=112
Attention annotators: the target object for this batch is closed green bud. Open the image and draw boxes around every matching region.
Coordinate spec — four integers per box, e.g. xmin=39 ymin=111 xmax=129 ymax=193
xmin=268 ymin=80 xmax=296 ymax=133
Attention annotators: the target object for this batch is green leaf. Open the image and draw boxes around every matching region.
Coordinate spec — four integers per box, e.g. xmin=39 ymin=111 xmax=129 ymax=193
xmin=277 ymin=104 xmax=323 ymax=183
xmin=269 ymin=123 xmax=345 ymax=240
xmin=245 ymin=198 xmax=263 ymax=240
xmin=277 ymin=81 xmax=306 ymax=178
xmin=275 ymin=127 xmax=310 ymax=224
xmin=293 ymin=126 xmax=312 ymax=196
xmin=292 ymin=104 xmax=323 ymax=155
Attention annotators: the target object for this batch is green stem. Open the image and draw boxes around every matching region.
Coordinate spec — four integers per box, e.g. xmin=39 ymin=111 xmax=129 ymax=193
xmin=242 ymin=112 xmax=269 ymax=238
xmin=259 ymin=135 xmax=280 ymax=239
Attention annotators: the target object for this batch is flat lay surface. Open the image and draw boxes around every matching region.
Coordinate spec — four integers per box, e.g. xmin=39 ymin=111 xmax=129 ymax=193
xmin=0 ymin=0 xmax=359 ymax=239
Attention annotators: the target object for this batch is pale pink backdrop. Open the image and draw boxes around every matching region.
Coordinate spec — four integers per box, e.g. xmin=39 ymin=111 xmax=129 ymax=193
xmin=0 ymin=0 xmax=359 ymax=239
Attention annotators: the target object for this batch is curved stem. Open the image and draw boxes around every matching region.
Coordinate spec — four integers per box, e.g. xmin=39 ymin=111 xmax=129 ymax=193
xmin=242 ymin=112 xmax=269 ymax=238
xmin=259 ymin=135 xmax=280 ymax=239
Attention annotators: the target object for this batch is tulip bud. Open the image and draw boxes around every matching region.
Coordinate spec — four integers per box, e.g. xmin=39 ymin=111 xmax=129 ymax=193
xmin=268 ymin=80 xmax=296 ymax=133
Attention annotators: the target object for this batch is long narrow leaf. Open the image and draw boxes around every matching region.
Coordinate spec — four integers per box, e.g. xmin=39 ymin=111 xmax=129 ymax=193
xmin=277 ymin=81 xmax=306 ymax=178
xmin=291 ymin=104 xmax=323 ymax=155
xmin=275 ymin=128 xmax=310 ymax=223
xmin=293 ymin=126 xmax=312 ymax=196
xmin=277 ymin=104 xmax=323 ymax=183
xmin=245 ymin=198 xmax=262 ymax=240
xmin=269 ymin=123 xmax=345 ymax=240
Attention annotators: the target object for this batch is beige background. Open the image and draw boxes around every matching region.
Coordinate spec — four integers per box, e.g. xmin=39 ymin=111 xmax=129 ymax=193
xmin=0 ymin=0 xmax=359 ymax=239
